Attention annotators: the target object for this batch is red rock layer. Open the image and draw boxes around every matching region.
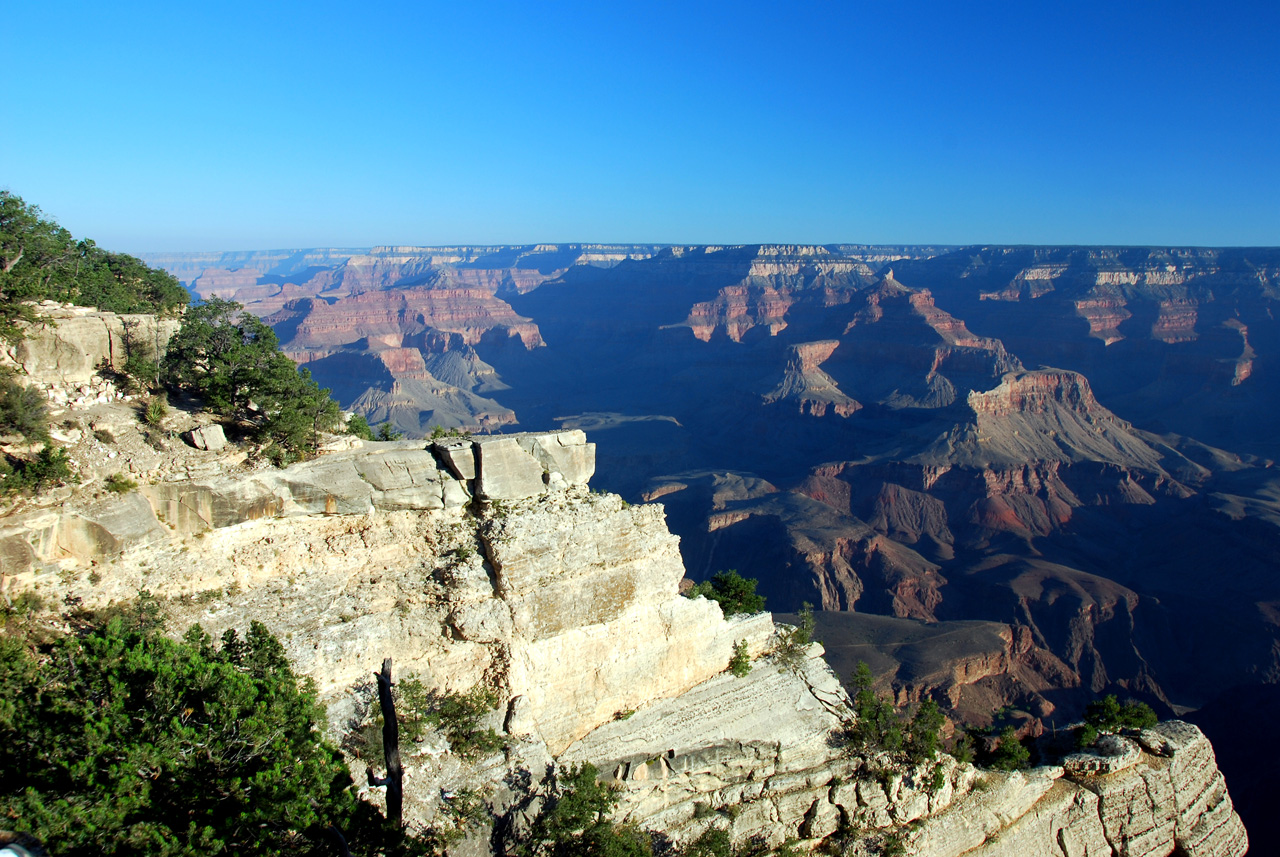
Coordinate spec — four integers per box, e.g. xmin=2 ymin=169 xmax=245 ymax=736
xmin=287 ymin=287 xmax=543 ymax=350
xmin=190 ymin=267 xmax=267 ymax=300
xmin=967 ymin=369 xmax=1097 ymax=417
xmin=685 ymin=285 xmax=795 ymax=342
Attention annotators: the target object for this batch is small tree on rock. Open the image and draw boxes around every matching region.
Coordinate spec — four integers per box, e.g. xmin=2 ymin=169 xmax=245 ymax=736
xmin=689 ymin=570 xmax=766 ymax=616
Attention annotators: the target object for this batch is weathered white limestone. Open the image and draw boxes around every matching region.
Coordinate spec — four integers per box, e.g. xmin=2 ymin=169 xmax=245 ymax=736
xmin=485 ymin=489 xmax=774 ymax=752
xmin=905 ymin=722 xmax=1247 ymax=857
xmin=474 ymin=436 xmax=551 ymax=500
xmin=3 ymin=306 xmax=179 ymax=387
xmin=0 ymin=431 xmax=595 ymax=578
xmin=0 ymin=382 xmax=1248 ymax=857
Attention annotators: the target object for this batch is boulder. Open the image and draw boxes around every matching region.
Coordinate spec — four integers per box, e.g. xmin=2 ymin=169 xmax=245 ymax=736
xmin=184 ymin=425 xmax=227 ymax=451
xmin=434 ymin=439 xmax=478 ymax=482
xmin=57 ymin=493 xmax=169 ymax=560
xmin=516 ymin=430 xmax=596 ymax=486
xmin=474 ymin=437 xmax=546 ymax=500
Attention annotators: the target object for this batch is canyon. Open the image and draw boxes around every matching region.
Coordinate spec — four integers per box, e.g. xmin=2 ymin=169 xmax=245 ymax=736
xmin=136 ymin=243 xmax=1280 ymax=850
xmin=0 ymin=307 xmax=1249 ymax=854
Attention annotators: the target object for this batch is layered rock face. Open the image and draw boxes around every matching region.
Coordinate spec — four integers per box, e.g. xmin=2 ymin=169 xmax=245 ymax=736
xmin=281 ymin=287 xmax=543 ymax=351
xmin=0 ymin=431 xmax=596 ymax=581
xmin=904 ymin=722 xmax=1246 ymax=857
xmin=0 ymin=425 xmax=765 ymax=757
xmin=1 ymin=303 xmax=179 ymax=390
xmin=890 ymin=246 xmax=1280 ymax=459
xmin=145 ymin=245 xmax=670 ymax=434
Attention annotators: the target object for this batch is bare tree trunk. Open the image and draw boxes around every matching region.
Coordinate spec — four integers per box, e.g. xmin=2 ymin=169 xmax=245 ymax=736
xmin=367 ymin=657 xmax=404 ymax=825
xmin=2 ymin=249 xmax=22 ymax=273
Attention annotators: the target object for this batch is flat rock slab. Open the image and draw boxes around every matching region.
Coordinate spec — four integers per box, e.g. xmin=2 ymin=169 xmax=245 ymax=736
xmin=475 ymin=437 xmax=547 ymax=500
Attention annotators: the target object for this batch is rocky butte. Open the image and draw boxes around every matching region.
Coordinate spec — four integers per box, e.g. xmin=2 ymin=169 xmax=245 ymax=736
xmin=0 ymin=306 xmax=1250 ymax=856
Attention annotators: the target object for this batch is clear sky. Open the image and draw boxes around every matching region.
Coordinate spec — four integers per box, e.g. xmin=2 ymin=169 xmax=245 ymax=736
xmin=4 ymin=1 xmax=1277 ymax=252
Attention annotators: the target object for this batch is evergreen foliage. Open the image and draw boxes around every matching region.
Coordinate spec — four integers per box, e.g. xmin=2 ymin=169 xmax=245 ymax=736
xmin=986 ymin=726 xmax=1031 ymax=771
xmin=0 ymin=616 xmax=372 ymax=855
xmin=160 ymin=298 xmax=342 ymax=457
xmin=422 ymin=685 xmax=504 ymax=760
xmin=849 ymin=661 xmax=903 ymax=753
xmin=0 ymin=372 xmax=49 ymax=441
xmin=2 ymin=444 xmax=77 ymax=494
xmin=774 ymin=603 xmax=815 ymax=674
xmin=103 ymin=472 xmax=138 ymax=494
xmin=526 ymin=763 xmax=651 ymax=857
xmin=682 ymin=828 xmax=731 ymax=857
xmin=729 ymin=640 xmax=752 ymax=677
xmin=119 ymin=318 xmax=163 ymax=393
xmin=847 ymin=662 xmax=945 ymax=764
xmin=0 ymin=192 xmax=187 ymax=340
xmin=688 ymin=570 xmax=766 ymax=616
xmin=1076 ymin=694 xmax=1158 ymax=749
xmin=905 ymin=699 xmax=946 ymax=763
xmin=347 ymin=413 xmax=375 ymax=440
xmin=353 ymin=680 xmax=504 ymax=762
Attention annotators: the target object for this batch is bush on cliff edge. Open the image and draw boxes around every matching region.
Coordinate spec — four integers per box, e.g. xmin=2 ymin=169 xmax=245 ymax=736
xmin=161 ymin=297 xmax=343 ymax=458
xmin=0 ymin=609 xmax=429 ymax=856
xmin=687 ymin=570 xmax=766 ymax=616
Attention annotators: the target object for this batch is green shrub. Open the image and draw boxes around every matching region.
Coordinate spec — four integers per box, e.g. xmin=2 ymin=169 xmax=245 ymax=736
xmin=161 ymin=298 xmax=342 ymax=456
xmin=772 ymin=839 xmax=802 ymax=857
xmin=525 ymin=763 xmax=651 ymax=857
xmin=437 ymin=786 xmax=489 ymax=844
xmin=986 ymin=726 xmax=1030 ymax=771
xmin=347 ymin=413 xmax=374 ymax=440
xmin=880 ymin=828 xmax=907 ymax=857
xmin=143 ymin=395 xmax=167 ymax=425
xmin=905 ymin=698 xmax=946 ymax=764
xmin=3 ymin=444 xmax=76 ymax=493
xmin=348 ymin=675 xmax=496 ymax=763
xmin=774 ymin=602 xmax=815 ymax=674
xmin=949 ymin=729 xmax=975 ymax=765
xmin=379 ymin=422 xmax=406 ymax=441
xmin=0 ymin=374 xmax=49 ymax=441
xmin=683 ymin=827 xmax=731 ymax=857
xmin=849 ymin=660 xmax=903 ymax=754
xmin=927 ymin=762 xmax=947 ymax=794
xmin=688 ymin=569 xmax=765 ymax=616
xmin=1075 ymin=694 xmax=1156 ymax=749
xmin=0 ymin=192 xmax=188 ymax=342
xmin=729 ymin=640 xmax=752 ymax=677
xmin=836 ymin=682 xmax=947 ymax=766
xmin=103 ymin=472 xmax=137 ymax=494
xmin=0 ymin=616 xmax=372 ymax=856
xmin=427 ymin=424 xmax=469 ymax=440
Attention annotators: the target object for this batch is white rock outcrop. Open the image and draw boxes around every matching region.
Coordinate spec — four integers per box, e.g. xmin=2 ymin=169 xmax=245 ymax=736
xmin=2 ymin=304 xmax=179 ymax=388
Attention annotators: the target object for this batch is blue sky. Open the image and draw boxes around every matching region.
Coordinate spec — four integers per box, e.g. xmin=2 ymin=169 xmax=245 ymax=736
xmin=4 ymin=1 xmax=1277 ymax=251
